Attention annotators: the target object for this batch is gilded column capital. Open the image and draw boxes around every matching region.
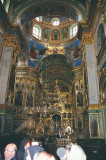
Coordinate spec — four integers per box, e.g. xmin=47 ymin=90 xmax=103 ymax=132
xmin=4 ymin=33 xmax=21 ymax=56
xmin=81 ymin=31 xmax=94 ymax=45
xmin=97 ymin=0 xmax=105 ymax=12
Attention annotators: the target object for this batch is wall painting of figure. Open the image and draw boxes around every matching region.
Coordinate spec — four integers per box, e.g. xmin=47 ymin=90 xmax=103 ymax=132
xmin=89 ymin=114 xmax=100 ymax=138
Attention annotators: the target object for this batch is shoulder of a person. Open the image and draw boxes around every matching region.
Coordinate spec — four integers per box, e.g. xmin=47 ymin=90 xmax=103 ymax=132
xmin=10 ymin=156 xmax=17 ymax=160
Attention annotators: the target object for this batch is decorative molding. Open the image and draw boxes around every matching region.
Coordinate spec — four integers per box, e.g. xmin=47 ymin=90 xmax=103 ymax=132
xmin=81 ymin=31 xmax=94 ymax=45
xmin=88 ymin=104 xmax=101 ymax=110
xmin=4 ymin=33 xmax=21 ymax=56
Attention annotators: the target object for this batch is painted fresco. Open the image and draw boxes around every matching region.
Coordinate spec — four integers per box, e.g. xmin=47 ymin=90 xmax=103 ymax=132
xmin=65 ymin=39 xmax=82 ymax=67
xmin=62 ymin=27 xmax=68 ymax=40
xmin=28 ymin=39 xmax=47 ymax=67
xmin=43 ymin=16 xmax=70 ymax=23
xmin=43 ymin=28 xmax=50 ymax=40
xmin=28 ymin=37 xmax=82 ymax=68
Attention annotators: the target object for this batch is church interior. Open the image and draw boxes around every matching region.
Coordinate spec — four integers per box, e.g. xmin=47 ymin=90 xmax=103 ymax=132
xmin=0 ymin=0 xmax=106 ymax=159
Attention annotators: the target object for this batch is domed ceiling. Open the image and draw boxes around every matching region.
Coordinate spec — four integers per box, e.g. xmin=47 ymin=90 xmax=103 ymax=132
xmin=11 ymin=0 xmax=88 ymax=22
xmin=9 ymin=0 xmax=88 ymax=91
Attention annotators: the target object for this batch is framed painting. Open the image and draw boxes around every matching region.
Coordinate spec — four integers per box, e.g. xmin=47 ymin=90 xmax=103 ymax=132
xmin=89 ymin=114 xmax=100 ymax=138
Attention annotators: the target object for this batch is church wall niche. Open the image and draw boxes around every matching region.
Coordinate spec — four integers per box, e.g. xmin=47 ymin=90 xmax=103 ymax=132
xmin=77 ymin=92 xmax=83 ymax=107
xmin=8 ymin=65 xmax=15 ymax=91
xmin=15 ymin=91 xmax=23 ymax=107
xmin=96 ymin=23 xmax=105 ymax=55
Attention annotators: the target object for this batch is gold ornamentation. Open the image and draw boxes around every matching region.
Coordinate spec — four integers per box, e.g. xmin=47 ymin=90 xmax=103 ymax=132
xmin=97 ymin=0 xmax=105 ymax=12
xmin=4 ymin=34 xmax=21 ymax=56
xmin=81 ymin=32 xmax=94 ymax=45
xmin=88 ymin=104 xmax=101 ymax=110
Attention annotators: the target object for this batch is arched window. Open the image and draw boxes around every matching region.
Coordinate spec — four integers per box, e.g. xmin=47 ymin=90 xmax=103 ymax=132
xmin=97 ymin=24 xmax=105 ymax=54
xmin=35 ymin=16 xmax=42 ymax=22
xmin=72 ymin=25 xmax=78 ymax=36
xmin=70 ymin=23 xmax=78 ymax=38
xmin=33 ymin=26 xmax=40 ymax=39
xmin=35 ymin=17 xmax=40 ymax=21
xmin=53 ymin=20 xmax=59 ymax=26
xmin=51 ymin=18 xmax=60 ymax=26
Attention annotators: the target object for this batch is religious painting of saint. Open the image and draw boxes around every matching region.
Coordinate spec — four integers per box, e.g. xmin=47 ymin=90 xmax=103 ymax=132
xmin=43 ymin=28 xmax=49 ymax=40
xmin=51 ymin=30 xmax=60 ymax=40
xmin=30 ymin=44 xmax=39 ymax=60
xmin=62 ymin=28 xmax=68 ymax=40
xmin=90 ymin=115 xmax=99 ymax=138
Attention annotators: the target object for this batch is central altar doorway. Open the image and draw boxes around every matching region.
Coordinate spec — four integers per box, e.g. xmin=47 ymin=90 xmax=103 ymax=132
xmin=52 ymin=114 xmax=61 ymax=134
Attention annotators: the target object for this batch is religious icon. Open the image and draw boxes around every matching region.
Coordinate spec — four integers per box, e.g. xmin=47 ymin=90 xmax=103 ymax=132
xmin=65 ymin=126 xmax=71 ymax=134
xmin=90 ymin=115 xmax=99 ymax=138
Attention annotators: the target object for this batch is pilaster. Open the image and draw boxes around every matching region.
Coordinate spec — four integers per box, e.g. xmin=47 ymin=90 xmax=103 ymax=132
xmin=0 ymin=33 xmax=21 ymax=105
xmin=81 ymin=31 xmax=99 ymax=106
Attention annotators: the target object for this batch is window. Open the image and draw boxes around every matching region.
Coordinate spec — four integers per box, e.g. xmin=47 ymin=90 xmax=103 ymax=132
xmin=70 ymin=23 xmax=78 ymax=39
xmin=33 ymin=26 xmax=40 ymax=39
xmin=72 ymin=25 xmax=78 ymax=36
xmin=1 ymin=0 xmax=3 ymax=3
xmin=35 ymin=16 xmax=42 ymax=22
xmin=53 ymin=20 xmax=59 ymax=26
xmin=35 ymin=17 xmax=40 ymax=21
xmin=97 ymin=24 xmax=105 ymax=54
xmin=51 ymin=18 xmax=60 ymax=26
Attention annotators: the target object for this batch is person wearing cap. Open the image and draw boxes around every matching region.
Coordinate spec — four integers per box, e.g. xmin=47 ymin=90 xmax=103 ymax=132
xmin=56 ymin=143 xmax=86 ymax=160
xmin=56 ymin=147 xmax=67 ymax=160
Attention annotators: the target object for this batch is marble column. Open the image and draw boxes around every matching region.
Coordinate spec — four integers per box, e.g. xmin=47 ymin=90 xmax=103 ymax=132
xmin=0 ymin=46 xmax=13 ymax=104
xmin=85 ymin=44 xmax=99 ymax=104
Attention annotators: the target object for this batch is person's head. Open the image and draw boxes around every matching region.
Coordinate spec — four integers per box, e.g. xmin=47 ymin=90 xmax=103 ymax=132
xmin=24 ymin=140 xmax=31 ymax=150
xmin=34 ymin=151 xmax=56 ymax=160
xmin=4 ymin=143 xmax=17 ymax=160
xmin=56 ymin=147 xmax=67 ymax=160
xmin=25 ymin=145 xmax=44 ymax=160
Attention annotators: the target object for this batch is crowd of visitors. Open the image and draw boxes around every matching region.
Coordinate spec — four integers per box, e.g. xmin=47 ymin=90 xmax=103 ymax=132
xmin=1 ymin=138 xmax=86 ymax=160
